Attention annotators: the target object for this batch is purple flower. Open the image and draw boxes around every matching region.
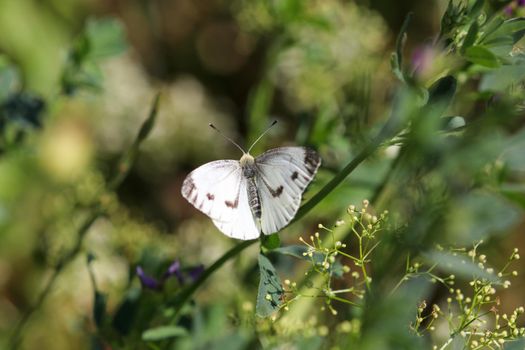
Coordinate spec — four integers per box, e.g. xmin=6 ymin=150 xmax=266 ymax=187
xmin=164 ymin=260 xmax=185 ymax=284
xmin=136 ymin=260 xmax=205 ymax=291
xmin=504 ymin=5 xmax=514 ymax=16
xmin=411 ymin=45 xmax=435 ymax=78
xmin=136 ymin=266 xmax=162 ymax=290
xmin=187 ymin=265 xmax=205 ymax=281
xmin=518 ymin=0 xmax=525 ymax=7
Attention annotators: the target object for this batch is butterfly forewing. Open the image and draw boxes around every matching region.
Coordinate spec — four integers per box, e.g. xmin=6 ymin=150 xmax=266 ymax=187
xmin=181 ymin=160 xmax=259 ymax=240
xmin=255 ymin=147 xmax=321 ymax=235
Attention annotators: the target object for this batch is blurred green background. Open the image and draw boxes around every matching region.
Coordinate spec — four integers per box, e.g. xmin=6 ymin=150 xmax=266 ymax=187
xmin=1 ymin=0 xmax=525 ymax=349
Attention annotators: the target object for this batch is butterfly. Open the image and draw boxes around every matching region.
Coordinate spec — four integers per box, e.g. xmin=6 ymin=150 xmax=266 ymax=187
xmin=181 ymin=121 xmax=321 ymax=240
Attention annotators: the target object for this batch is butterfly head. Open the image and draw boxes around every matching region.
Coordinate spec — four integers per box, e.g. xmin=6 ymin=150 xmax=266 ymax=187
xmin=240 ymin=153 xmax=255 ymax=166
xmin=240 ymin=153 xmax=256 ymax=178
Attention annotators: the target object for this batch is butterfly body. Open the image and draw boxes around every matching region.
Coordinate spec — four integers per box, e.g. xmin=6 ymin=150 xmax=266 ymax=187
xmin=182 ymin=146 xmax=321 ymax=240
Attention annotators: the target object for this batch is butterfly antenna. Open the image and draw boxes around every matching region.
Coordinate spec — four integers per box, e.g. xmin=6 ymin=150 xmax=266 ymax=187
xmin=247 ymin=120 xmax=278 ymax=153
xmin=209 ymin=123 xmax=246 ymax=154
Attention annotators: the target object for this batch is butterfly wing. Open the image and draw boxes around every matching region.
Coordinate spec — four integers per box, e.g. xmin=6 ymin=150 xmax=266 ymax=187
xmin=255 ymin=147 xmax=321 ymax=235
xmin=181 ymin=160 xmax=259 ymax=240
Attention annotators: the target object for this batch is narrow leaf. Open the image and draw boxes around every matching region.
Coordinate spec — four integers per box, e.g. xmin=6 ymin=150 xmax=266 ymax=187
xmin=93 ymin=291 xmax=107 ymax=328
xmin=461 ymin=21 xmax=479 ymax=53
xmin=142 ymin=326 xmax=187 ymax=341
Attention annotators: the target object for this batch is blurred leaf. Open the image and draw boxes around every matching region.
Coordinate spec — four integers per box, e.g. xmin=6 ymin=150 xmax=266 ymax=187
xmin=505 ymin=338 xmax=525 ymax=350
xmin=478 ymin=16 xmax=504 ymax=43
xmin=0 ymin=92 xmax=45 ymax=130
xmin=256 ymin=254 xmax=283 ymax=317
xmin=501 ymin=127 xmax=525 ymax=173
xmin=464 ymin=46 xmax=500 ymax=68
xmin=441 ymin=116 xmax=466 ymax=132
xmin=0 ymin=57 xmax=19 ymax=102
xmin=461 ymin=21 xmax=479 ymax=53
xmin=85 ymin=18 xmax=127 ymax=60
xmin=272 ymin=0 xmax=305 ymax=23
xmin=501 ymin=184 xmax=525 ymax=209
xmin=112 ymin=288 xmax=141 ymax=335
xmin=142 ymin=325 xmax=187 ymax=341
xmin=479 ymin=64 xmax=525 ymax=92
xmin=483 ymin=18 xmax=525 ymax=46
xmin=426 ymin=75 xmax=457 ymax=116
xmin=424 ymin=250 xmax=499 ymax=282
xmin=468 ymin=0 xmax=484 ymax=18
xmin=93 ymin=291 xmax=107 ymax=328
xmin=61 ymin=18 xmax=126 ymax=94
xmin=391 ymin=12 xmax=413 ymax=82
xmin=261 ymin=233 xmax=280 ymax=250
xmin=447 ymin=191 xmax=521 ymax=243
xmin=440 ymin=0 xmax=468 ymax=38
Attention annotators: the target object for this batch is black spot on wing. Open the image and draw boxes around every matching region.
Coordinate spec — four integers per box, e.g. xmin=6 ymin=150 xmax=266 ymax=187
xmin=182 ymin=177 xmax=197 ymax=202
xmin=291 ymin=171 xmax=298 ymax=180
xmin=304 ymin=148 xmax=321 ymax=176
xmin=206 ymin=193 xmax=215 ymax=200
xmin=225 ymin=198 xmax=239 ymax=208
xmin=270 ymin=185 xmax=283 ymax=197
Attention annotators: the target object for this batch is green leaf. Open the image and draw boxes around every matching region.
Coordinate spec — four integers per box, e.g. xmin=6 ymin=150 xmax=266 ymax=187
xmin=142 ymin=326 xmax=187 ymax=341
xmin=93 ymin=291 xmax=107 ymax=328
xmin=478 ymin=16 xmax=504 ymax=43
xmin=261 ymin=233 xmax=280 ymax=250
xmin=461 ymin=21 xmax=479 ymax=53
xmin=505 ymin=338 xmax=525 ymax=350
xmin=468 ymin=0 xmax=484 ymax=18
xmin=85 ymin=18 xmax=127 ymax=60
xmin=483 ymin=18 xmax=525 ymax=46
xmin=500 ymin=184 xmax=525 ymax=209
xmin=256 ymin=254 xmax=284 ymax=318
xmin=0 ymin=56 xmax=19 ymax=102
xmin=112 ymin=288 xmax=141 ymax=335
xmin=424 ymin=251 xmax=499 ymax=283
xmin=391 ymin=12 xmax=413 ymax=82
xmin=447 ymin=191 xmax=521 ymax=243
xmin=426 ymin=75 xmax=457 ymax=116
xmin=480 ymin=64 xmax=525 ymax=92
xmin=464 ymin=46 xmax=500 ymax=68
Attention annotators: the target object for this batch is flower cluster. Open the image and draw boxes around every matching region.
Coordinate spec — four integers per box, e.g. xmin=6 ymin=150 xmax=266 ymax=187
xmin=281 ymin=200 xmax=389 ymax=314
xmin=410 ymin=243 xmax=524 ymax=349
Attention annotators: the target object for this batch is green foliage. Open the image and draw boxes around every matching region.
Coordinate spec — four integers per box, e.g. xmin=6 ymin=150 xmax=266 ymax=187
xmin=61 ymin=18 xmax=126 ymax=95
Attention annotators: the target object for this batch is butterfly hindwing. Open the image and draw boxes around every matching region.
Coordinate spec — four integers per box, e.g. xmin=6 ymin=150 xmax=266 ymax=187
xmin=181 ymin=160 xmax=259 ymax=240
xmin=255 ymin=147 xmax=321 ymax=235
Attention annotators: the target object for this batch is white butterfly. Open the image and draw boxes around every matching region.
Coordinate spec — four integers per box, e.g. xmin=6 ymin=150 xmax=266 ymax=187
xmin=181 ymin=122 xmax=321 ymax=240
